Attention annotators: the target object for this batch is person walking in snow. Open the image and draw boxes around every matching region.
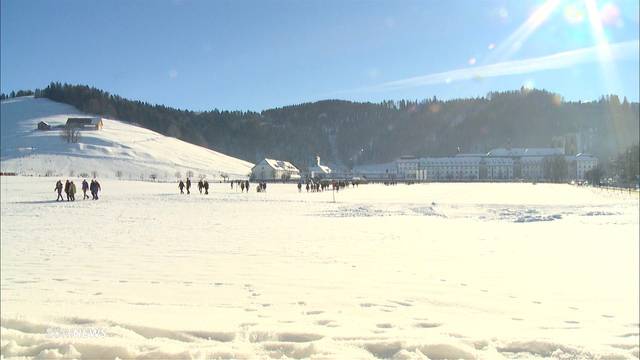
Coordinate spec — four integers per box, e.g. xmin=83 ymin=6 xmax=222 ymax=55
xmin=55 ymin=180 xmax=64 ymax=201
xmin=178 ymin=180 xmax=185 ymax=194
xmin=245 ymin=180 xmax=250 ymax=192
xmin=186 ymin=178 xmax=191 ymax=194
xmin=90 ymin=179 xmax=101 ymax=200
xmin=203 ymin=180 xmax=209 ymax=194
xmin=297 ymin=182 xmax=302 ymax=192
xmin=230 ymin=181 xmax=233 ymax=190
xmin=64 ymin=180 xmax=71 ymax=201
xmin=240 ymin=181 xmax=245 ymax=192
xmin=69 ymin=181 xmax=76 ymax=201
xmin=198 ymin=179 xmax=203 ymax=194
xmin=89 ymin=180 xmax=96 ymax=199
xmin=82 ymin=179 xmax=89 ymax=200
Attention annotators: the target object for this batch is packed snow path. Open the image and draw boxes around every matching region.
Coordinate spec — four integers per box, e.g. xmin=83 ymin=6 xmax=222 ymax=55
xmin=1 ymin=177 xmax=638 ymax=359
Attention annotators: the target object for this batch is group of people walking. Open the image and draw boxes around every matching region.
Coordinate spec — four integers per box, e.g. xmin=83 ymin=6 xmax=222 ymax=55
xmin=179 ymin=179 xmax=259 ymax=194
xmin=230 ymin=180 xmax=251 ymax=193
xmin=176 ymin=178 xmax=364 ymax=195
xmin=55 ymin=179 xmax=101 ymax=201
xmin=298 ymin=180 xmax=356 ymax=192
xmin=178 ymin=178 xmax=211 ymax=194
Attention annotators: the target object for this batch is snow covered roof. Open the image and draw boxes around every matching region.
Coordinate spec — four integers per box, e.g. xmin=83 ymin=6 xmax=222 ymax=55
xmin=487 ymin=147 xmax=564 ymax=157
xmin=308 ymin=155 xmax=332 ymax=174
xmin=308 ymin=164 xmax=332 ymax=174
xmin=420 ymin=157 xmax=481 ymax=165
xmin=257 ymin=158 xmax=300 ymax=173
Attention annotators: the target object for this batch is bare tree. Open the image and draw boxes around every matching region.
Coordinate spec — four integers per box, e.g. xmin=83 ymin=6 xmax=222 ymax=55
xmin=61 ymin=126 xmax=81 ymax=143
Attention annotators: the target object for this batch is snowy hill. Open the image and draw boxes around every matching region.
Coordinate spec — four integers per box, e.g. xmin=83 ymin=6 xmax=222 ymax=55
xmin=0 ymin=96 xmax=253 ymax=180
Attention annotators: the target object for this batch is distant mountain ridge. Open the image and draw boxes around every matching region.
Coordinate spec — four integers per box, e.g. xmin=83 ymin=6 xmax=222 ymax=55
xmin=12 ymin=83 xmax=640 ymax=169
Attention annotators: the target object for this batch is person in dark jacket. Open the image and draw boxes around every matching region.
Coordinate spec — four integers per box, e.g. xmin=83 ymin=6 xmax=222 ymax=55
xmin=90 ymin=179 xmax=102 ymax=200
xmin=203 ymin=180 xmax=209 ymax=194
xmin=94 ymin=180 xmax=101 ymax=200
xmin=69 ymin=181 xmax=76 ymax=201
xmin=186 ymin=178 xmax=191 ymax=194
xmin=96 ymin=180 xmax=102 ymax=200
xmin=240 ymin=182 xmax=245 ymax=192
xmin=198 ymin=179 xmax=203 ymax=194
xmin=55 ymin=180 xmax=64 ymax=201
xmin=178 ymin=180 xmax=185 ymax=194
xmin=64 ymin=180 xmax=71 ymax=201
xmin=245 ymin=180 xmax=250 ymax=192
xmin=297 ymin=182 xmax=302 ymax=192
xmin=82 ymin=179 xmax=89 ymax=200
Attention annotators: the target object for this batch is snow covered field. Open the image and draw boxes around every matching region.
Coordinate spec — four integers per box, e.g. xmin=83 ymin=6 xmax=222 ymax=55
xmin=1 ymin=177 xmax=638 ymax=359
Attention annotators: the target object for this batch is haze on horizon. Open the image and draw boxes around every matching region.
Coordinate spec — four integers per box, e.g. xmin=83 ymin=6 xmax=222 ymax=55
xmin=1 ymin=0 xmax=639 ymax=111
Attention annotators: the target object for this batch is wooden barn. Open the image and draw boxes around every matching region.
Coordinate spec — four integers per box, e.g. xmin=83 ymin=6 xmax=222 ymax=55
xmin=36 ymin=121 xmax=51 ymax=130
xmin=66 ymin=117 xmax=104 ymax=130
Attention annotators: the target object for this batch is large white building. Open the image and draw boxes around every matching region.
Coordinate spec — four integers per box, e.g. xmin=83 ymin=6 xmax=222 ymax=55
xmin=483 ymin=157 xmax=514 ymax=180
xmin=520 ymin=156 xmax=545 ymax=180
xmin=251 ymin=158 xmax=301 ymax=181
xmin=568 ymin=153 xmax=598 ymax=180
xmin=396 ymin=156 xmax=419 ymax=179
xmin=415 ymin=157 xmax=481 ymax=181
xmin=395 ymin=147 xmax=597 ymax=181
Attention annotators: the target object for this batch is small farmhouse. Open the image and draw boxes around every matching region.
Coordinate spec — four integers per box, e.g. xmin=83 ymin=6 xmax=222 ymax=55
xmin=66 ymin=117 xmax=104 ymax=130
xmin=37 ymin=121 xmax=51 ymax=130
xmin=251 ymin=158 xmax=301 ymax=181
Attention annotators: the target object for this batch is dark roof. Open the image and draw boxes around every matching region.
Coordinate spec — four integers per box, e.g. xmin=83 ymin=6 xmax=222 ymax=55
xmin=66 ymin=118 xmax=93 ymax=125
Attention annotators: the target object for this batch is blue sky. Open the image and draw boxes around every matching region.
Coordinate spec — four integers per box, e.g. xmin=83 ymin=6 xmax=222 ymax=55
xmin=1 ymin=0 xmax=638 ymax=111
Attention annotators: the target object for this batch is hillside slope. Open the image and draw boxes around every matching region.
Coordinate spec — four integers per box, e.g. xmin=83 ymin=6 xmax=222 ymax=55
xmin=0 ymin=97 xmax=253 ymax=180
xmin=37 ymin=84 xmax=640 ymax=168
